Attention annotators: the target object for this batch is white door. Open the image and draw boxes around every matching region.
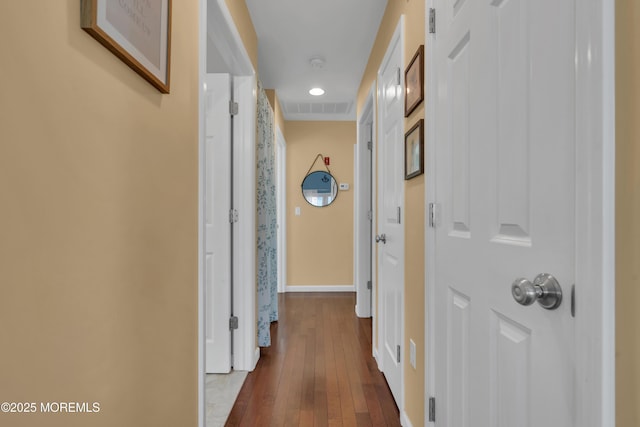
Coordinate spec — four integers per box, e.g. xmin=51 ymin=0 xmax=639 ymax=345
xmin=377 ymin=19 xmax=404 ymax=406
xmin=431 ymin=0 xmax=575 ymax=425
xmin=204 ymin=73 xmax=232 ymax=374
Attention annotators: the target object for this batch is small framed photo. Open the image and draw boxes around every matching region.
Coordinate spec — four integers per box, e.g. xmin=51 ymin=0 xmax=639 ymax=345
xmin=404 ymin=45 xmax=424 ymax=117
xmin=81 ymin=0 xmax=172 ymax=93
xmin=405 ymin=119 xmax=424 ymax=180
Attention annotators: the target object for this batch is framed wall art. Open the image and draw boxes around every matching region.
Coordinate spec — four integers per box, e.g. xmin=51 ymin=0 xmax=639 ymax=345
xmin=81 ymin=0 xmax=172 ymax=93
xmin=404 ymin=44 xmax=424 ymax=117
xmin=405 ymin=119 xmax=424 ymax=180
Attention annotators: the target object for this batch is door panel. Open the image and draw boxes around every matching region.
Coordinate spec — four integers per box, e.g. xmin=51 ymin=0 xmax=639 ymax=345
xmin=433 ymin=0 xmax=575 ymax=425
xmin=204 ymin=73 xmax=232 ymax=374
xmin=377 ymin=22 xmax=404 ymax=406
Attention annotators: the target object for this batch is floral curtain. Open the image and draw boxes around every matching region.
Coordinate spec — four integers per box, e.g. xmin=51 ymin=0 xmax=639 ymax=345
xmin=256 ymin=81 xmax=278 ymax=347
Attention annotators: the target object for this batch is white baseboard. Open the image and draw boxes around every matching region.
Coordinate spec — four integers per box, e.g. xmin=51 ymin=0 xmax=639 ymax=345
xmin=252 ymin=347 xmax=260 ymax=370
xmin=400 ymin=411 xmax=414 ymax=427
xmin=373 ymin=348 xmax=382 ymax=371
xmin=284 ymin=284 xmax=355 ymax=293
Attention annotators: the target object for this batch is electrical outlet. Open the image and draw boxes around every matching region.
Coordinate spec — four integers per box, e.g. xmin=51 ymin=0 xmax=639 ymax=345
xmin=410 ymin=339 xmax=416 ymax=369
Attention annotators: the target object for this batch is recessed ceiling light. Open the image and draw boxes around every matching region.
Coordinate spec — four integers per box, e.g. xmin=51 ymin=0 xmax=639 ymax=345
xmin=309 ymin=87 xmax=325 ymax=96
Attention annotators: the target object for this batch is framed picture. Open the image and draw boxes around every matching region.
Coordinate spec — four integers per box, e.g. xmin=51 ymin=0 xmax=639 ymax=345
xmin=81 ymin=0 xmax=172 ymax=93
xmin=404 ymin=45 xmax=424 ymax=117
xmin=405 ymin=119 xmax=424 ymax=180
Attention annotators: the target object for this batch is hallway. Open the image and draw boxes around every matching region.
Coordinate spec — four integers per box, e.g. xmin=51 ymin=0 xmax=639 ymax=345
xmin=226 ymin=293 xmax=401 ymax=426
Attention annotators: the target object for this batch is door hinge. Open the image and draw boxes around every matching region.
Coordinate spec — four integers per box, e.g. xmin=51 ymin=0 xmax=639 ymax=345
xmin=571 ymin=284 xmax=575 ymax=318
xmin=428 ymin=203 xmax=438 ymax=228
xmin=229 ymin=209 xmax=239 ymax=223
xmin=367 ymin=280 xmax=372 ymax=290
xmin=367 ymin=210 xmax=373 ymax=221
xmin=396 ymin=345 xmax=401 ymax=363
xmin=229 ymin=100 xmax=239 ymax=116
xmin=429 ymin=8 xmax=436 ymax=34
xmin=397 ymin=67 xmax=401 ymax=85
xmin=397 ymin=206 xmax=402 ymax=224
xmin=229 ymin=316 xmax=239 ymax=330
xmin=428 ymin=397 xmax=436 ymax=422
xmin=367 ymin=140 xmax=373 ymax=151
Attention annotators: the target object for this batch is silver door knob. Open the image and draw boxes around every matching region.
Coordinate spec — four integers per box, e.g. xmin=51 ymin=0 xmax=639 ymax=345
xmin=511 ymin=273 xmax=563 ymax=310
xmin=375 ymin=234 xmax=386 ymax=244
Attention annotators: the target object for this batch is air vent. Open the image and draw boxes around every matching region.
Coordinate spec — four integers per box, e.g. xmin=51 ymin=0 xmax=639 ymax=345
xmin=283 ymin=101 xmax=354 ymax=116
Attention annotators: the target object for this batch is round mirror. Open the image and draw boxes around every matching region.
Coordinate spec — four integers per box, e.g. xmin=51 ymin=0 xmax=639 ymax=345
xmin=301 ymin=171 xmax=338 ymax=207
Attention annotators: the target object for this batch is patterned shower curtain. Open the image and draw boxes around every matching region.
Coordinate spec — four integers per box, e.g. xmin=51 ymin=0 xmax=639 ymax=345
xmin=256 ymin=81 xmax=278 ymax=347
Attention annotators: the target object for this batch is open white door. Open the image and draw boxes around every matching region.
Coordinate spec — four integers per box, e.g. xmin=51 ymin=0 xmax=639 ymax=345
xmin=275 ymin=127 xmax=286 ymax=294
xmin=430 ymin=0 xmax=579 ymax=424
xmin=204 ymin=73 xmax=232 ymax=374
xmin=376 ymin=18 xmax=404 ymax=407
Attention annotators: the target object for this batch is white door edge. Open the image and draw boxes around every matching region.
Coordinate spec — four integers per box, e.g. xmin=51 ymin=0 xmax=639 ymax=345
xmin=377 ymin=15 xmax=405 ymax=408
xmin=355 ymin=82 xmax=376 ymax=319
xmin=422 ymin=0 xmax=616 ymax=425
xmin=198 ymin=0 xmax=256 ymax=425
xmin=276 ymin=126 xmax=287 ymax=294
xmin=232 ymin=75 xmax=257 ymax=372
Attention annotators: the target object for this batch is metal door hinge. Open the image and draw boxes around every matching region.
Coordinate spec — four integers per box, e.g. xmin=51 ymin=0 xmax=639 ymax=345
xmin=229 ymin=209 xmax=239 ymax=223
xmin=397 ymin=67 xmax=401 ymax=85
xmin=229 ymin=101 xmax=239 ymax=116
xmin=571 ymin=284 xmax=575 ymax=318
xmin=429 ymin=8 xmax=436 ymax=34
xmin=367 ymin=280 xmax=372 ymax=290
xmin=397 ymin=207 xmax=402 ymax=224
xmin=396 ymin=345 xmax=401 ymax=363
xmin=229 ymin=316 xmax=239 ymax=330
xmin=367 ymin=140 xmax=373 ymax=151
xmin=367 ymin=210 xmax=373 ymax=221
xmin=428 ymin=203 xmax=438 ymax=228
xmin=428 ymin=397 xmax=436 ymax=422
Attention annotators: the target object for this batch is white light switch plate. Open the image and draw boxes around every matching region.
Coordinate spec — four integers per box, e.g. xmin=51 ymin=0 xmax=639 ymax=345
xmin=295 ymin=207 xmax=301 ymax=216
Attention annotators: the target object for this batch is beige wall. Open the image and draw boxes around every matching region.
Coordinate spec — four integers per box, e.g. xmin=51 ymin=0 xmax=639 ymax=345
xmin=225 ymin=0 xmax=258 ymax=71
xmin=0 ymin=2 xmax=199 ymax=426
xmin=265 ymin=89 xmax=286 ymax=135
xmin=357 ymin=1 xmax=426 ymax=425
xmin=616 ymin=0 xmax=640 ymax=425
xmin=285 ymin=121 xmax=355 ymax=287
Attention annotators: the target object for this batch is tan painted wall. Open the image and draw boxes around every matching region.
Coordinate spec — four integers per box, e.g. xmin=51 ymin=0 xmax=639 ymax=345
xmin=225 ymin=0 xmax=258 ymax=71
xmin=285 ymin=121 xmax=355 ymax=287
xmin=0 ymin=2 xmax=199 ymax=426
xmin=357 ymin=1 xmax=426 ymax=425
xmin=616 ymin=0 xmax=640 ymax=425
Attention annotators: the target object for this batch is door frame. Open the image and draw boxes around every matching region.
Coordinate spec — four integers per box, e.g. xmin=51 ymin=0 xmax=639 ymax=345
xmin=423 ymin=0 xmax=616 ymax=425
xmin=355 ymin=82 xmax=376 ymax=319
xmin=198 ymin=0 xmax=258 ymax=426
xmin=276 ymin=126 xmax=287 ymax=294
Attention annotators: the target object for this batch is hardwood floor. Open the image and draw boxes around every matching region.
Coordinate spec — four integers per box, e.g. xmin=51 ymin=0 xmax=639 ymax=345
xmin=226 ymin=292 xmax=401 ymax=427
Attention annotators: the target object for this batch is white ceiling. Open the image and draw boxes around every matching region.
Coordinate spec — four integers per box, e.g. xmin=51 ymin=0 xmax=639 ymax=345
xmin=245 ymin=0 xmax=388 ymax=121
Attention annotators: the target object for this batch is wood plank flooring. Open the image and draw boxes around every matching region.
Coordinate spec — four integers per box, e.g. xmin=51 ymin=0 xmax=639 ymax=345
xmin=226 ymin=292 xmax=401 ymax=427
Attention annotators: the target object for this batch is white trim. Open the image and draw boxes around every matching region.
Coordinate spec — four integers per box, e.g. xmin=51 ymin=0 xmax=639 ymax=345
xmin=276 ymin=127 xmax=287 ymax=294
xmin=197 ymin=0 xmax=206 ymax=425
xmin=424 ymin=1 xmax=436 ymax=425
xmin=355 ymin=83 xmax=376 ymax=319
xmin=424 ymin=0 xmax=616 ymax=425
xmin=206 ymin=0 xmax=253 ymax=75
xmin=400 ymin=411 xmax=414 ymax=427
xmin=574 ymin=0 xmax=616 ymax=426
xmin=284 ymin=285 xmax=356 ymax=293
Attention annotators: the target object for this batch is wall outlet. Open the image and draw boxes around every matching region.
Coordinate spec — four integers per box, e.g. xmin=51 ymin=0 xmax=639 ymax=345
xmin=410 ymin=339 xmax=417 ymax=369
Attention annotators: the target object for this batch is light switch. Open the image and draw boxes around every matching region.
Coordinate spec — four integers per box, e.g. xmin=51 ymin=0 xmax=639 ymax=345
xmin=295 ymin=207 xmax=301 ymax=216
xmin=410 ymin=339 xmax=417 ymax=369
xmin=339 ymin=183 xmax=350 ymax=191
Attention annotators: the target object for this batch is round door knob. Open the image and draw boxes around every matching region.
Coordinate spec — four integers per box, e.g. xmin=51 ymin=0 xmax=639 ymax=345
xmin=375 ymin=234 xmax=386 ymax=244
xmin=511 ymin=273 xmax=563 ymax=310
